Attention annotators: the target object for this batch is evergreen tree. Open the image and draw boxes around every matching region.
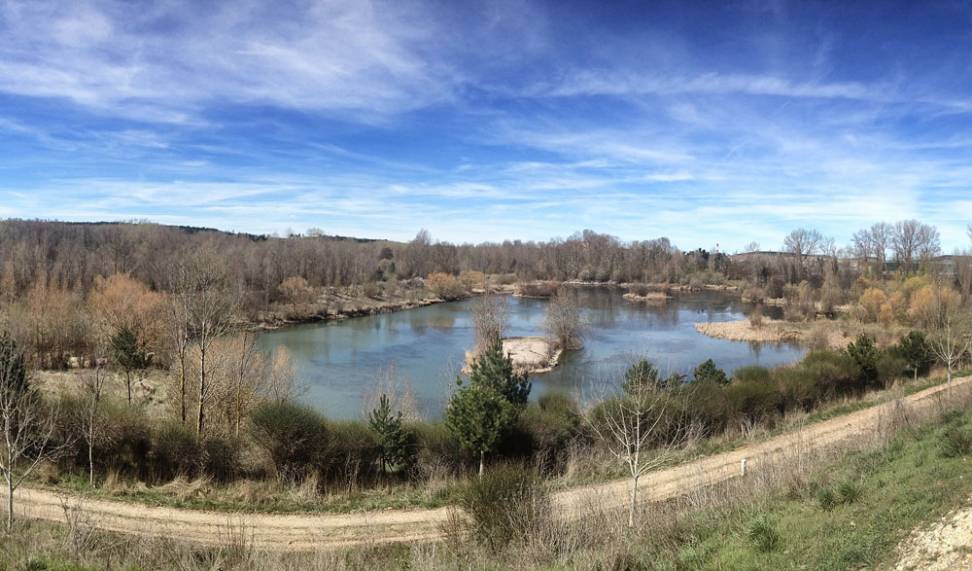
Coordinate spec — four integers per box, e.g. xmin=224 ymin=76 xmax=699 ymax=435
xmin=110 ymin=326 xmax=149 ymax=405
xmin=468 ymin=338 xmax=530 ymax=406
xmin=895 ymin=331 xmax=935 ymax=381
xmin=846 ymin=334 xmax=880 ymax=388
xmin=0 ymin=334 xmax=27 ymax=396
xmin=693 ymin=359 xmax=729 ymax=385
xmin=368 ymin=393 xmax=410 ymax=474
xmin=622 ymin=359 xmax=662 ymax=395
xmin=445 ymin=383 xmax=516 ymax=477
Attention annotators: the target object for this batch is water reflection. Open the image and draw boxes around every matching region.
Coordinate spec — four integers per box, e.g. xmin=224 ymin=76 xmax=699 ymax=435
xmin=257 ymin=289 xmax=805 ymax=420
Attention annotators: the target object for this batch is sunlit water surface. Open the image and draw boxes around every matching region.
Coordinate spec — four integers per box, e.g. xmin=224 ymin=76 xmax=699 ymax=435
xmin=257 ymin=289 xmax=805 ymax=419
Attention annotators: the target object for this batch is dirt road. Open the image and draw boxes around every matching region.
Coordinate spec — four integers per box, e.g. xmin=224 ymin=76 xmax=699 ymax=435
xmin=10 ymin=376 xmax=971 ymax=551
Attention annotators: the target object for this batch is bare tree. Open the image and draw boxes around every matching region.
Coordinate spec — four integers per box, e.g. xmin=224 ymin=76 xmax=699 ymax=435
xmin=783 ymin=228 xmax=823 ymax=277
xmin=266 ymin=347 xmax=296 ymax=404
xmin=893 ymin=220 xmax=941 ymax=274
xmin=924 ymin=285 xmax=971 ymax=387
xmin=230 ymin=330 xmax=263 ymax=437
xmin=586 ymin=380 xmax=686 ymax=528
xmin=0 ymin=334 xmax=60 ymax=529
xmin=179 ymin=251 xmax=238 ymax=437
xmin=471 ymin=294 xmax=508 ymax=356
xmin=545 ymin=287 xmax=583 ymax=351
xmin=79 ymin=362 xmax=110 ymax=485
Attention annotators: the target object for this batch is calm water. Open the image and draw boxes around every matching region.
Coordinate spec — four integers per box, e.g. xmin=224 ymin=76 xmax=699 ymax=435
xmin=257 ymin=289 xmax=805 ymax=419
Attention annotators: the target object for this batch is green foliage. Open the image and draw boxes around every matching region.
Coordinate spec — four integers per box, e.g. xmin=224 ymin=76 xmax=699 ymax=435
xmin=746 ymin=514 xmax=781 ymax=552
xmin=467 ymin=339 xmax=530 ymax=406
xmin=109 ymin=326 xmax=149 ymax=373
xmin=895 ymin=331 xmax=935 ymax=380
xmin=151 ymin=422 xmax=202 ymax=481
xmin=693 ymin=359 xmax=729 ymax=385
xmin=846 ymin=334 xmax=879 ymax=389
xmin=622 ymin=358 xmax=663 ymax=394
xmin=939 ymin=425 xmax=972 ymax=458
xmin=816 ymin=486 xmax=839 ymax=511
xmin=445 ymin=383 xmax=516 ymax=470
xmin=369 ymin=394 xmax=412 ymax=474
xmin=837 ymin=480 xmax=863 ymax=505
xmin=460 ymin=464 xmax=550 ymax=553
xmin=250 ymin=401 xmax=329 ymax=482
xmin=726 ymin=373 xmax=781 ymax=424
xmin=0 ymin=332 xmax=28 ymax=394
xmin=517 ymin=393 xmax=581 ymax=471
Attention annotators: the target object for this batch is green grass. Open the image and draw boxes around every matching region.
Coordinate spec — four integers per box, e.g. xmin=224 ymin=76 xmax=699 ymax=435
xmin=632 ymin=406 xmax=972 ymax=570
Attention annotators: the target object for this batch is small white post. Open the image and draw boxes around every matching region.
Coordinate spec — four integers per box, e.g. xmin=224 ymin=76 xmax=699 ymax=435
xmin=740 ymin=457 xmax=748 ymax=476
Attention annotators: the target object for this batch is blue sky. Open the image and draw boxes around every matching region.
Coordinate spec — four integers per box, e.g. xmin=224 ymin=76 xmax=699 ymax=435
xmin=1 ymin=0 xmax=971 ymax=251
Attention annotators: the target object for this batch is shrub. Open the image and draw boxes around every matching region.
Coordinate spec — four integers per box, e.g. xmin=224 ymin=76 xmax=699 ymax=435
xmin=746 ymin=514 xmax=780 ymax=552
xmin=727 ymin=374 xmax=781 ymax=424
xmin=202 ymin=437 xmax=242 ymax=483
xmin=837 ymin=480 xmax=863 ymax=504
xmin=940 ymin=426 xmax=972 ymax=458
xmin=322 ymin=421 xmax=379 ymax=485
xmin=460 ymin=465 xmax=550 ymax=552
xmin=677 ymin=380 xmax=730 ymax=435
xmin=817 ymin=487 xmax=838 ymax=511
xmin=250 ymin=402 xmax=329 ymax=482
xmin=517 ymin=393 xmax=581 ymax=471
xmin=151 ymin=422 xmax=202 ymax=482
xmin=425 ymin=273 xmax=467 ymax=301
xmin=693 ymin=359 xmax=728 ymax=385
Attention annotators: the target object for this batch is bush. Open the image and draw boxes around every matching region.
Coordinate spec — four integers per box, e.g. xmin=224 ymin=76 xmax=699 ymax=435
xmin=517 ymin=393 xmax=581 ymax=471
xmin=837 ymin=480 xmax=863 ymax=504
xmin=250 ymin=402 xmax=329 ymax=482
xmin=322 ymin=421 xmax=379 ymax=484
xmin=202 ymin=437 xmax=242 ymax=483
xmin=460 ymin=465 xmax=550 ymax=552
xmin=425 ymin=273 xmax=467 ymax=301
xmin=817 ymin=487 xmax=839 ymax=511
xmin=727 ymin=374 xmax=781 ymax=425
xmin=151 ymin=422 xmax=202 ymax=482
xmin=940 ymin=426 xmax=972 ymax=458
xmin=746 ymin=514 xmax=780 ymax=552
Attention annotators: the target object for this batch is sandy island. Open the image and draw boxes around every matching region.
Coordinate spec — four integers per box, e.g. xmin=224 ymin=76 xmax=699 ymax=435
xmin=622 ymin=291 xmax=671 ymax=303
xmin=464 ymin=336 xmax=563 ymax=375
xmin=694 ymin=318 xmax=851 ymax=349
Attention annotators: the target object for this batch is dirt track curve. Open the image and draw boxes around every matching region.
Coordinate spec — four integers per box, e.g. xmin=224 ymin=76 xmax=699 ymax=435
xmin=8 ymin=375 xmax=971 ymax=551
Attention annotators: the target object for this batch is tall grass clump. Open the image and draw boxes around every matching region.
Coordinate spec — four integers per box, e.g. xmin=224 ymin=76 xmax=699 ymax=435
xmin=459 ymin=464 xmax=551 ymax=553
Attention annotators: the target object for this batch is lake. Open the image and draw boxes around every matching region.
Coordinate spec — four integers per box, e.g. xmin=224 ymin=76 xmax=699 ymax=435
xmin=256 ymin=288 xmax=805 ymax=419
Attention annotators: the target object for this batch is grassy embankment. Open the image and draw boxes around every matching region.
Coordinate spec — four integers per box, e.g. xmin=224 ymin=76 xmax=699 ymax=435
xmin=8 ymin=377 xmax=972 ymax=570
xmin=35 ymin=369 xmax=968 ymax=515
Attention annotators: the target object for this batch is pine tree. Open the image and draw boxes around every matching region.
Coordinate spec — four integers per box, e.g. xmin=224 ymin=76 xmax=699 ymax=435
xmin=693 ymin=359 xmax=729 ymax=385
xmin=468 ymin=338 xmax=530 ymax=406
xmin=110 ymin=326 xmax=149 ymax=405
xmin=622 ymin=359 xmax=662 ymax=394
xmin=368 ymin=394 xmax=410 ymax=474
xmin=895 ymin=331 xmax=935 ymax=381
xmin=445 ymin=383 xmax=515 ymax=477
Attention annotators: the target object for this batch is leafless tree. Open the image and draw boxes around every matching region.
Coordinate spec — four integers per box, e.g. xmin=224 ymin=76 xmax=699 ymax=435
xmin=924 ymin=285 xmax=971 ymax=387
xmin=176 ymin=250 xmax=239 ymax=437
xmin=0 ymin=334 xmax=61 ymax=529
xmin=585 ymin=382 xmax=686 ymax=528
xmin=266 ymin=347 xmax=296 ymax=404
xmin=893 ymin=220 xmax=941 ymax=273
xmin=471 ymin=294 xmax=508 ymax=356
xmin=79 ymin=363 xmax=110 ymax=486
xmin=545 ymin=287 xmax=583 ymax=351
xmin=783 ymin=228 xmax=823 ymax=277
xmin=230 ymin=330 xmax=263 ymax=438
